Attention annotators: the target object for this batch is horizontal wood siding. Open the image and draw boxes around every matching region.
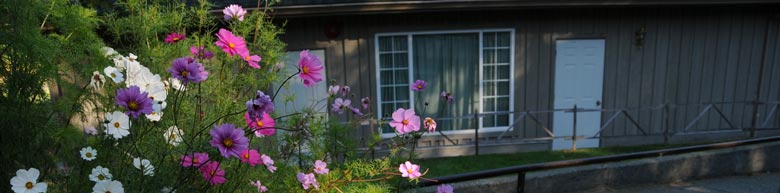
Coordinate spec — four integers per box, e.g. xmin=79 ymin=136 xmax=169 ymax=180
xmin=280 ymin=6 xmax=780 ymax=146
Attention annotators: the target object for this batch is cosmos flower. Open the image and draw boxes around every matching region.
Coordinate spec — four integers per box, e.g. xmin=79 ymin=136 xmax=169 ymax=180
xmin=164 ymin=32 xmax=186 ymax=43
xmin=441 ymin=91 xmax=454 ymax=104
xmin=350 ymin=106 xmax=364 ymax=116
xmin=167 ymin=57 xmax=209 ymax=84
xmin=214 ymin=28 xmax=248 ymax=57
xmin=84 ymin=126 xmax=98 ymax=136
xmin=90 ymin=71 xmax=105 ymax=90
xmin=133 ymin=157 xmax=155 ymax=176
xmin=245 ymin=112 xmax=275 ymax=137
xmin=199 ymin=161 xmax=226 ymax=185
xmin=104 ymin=111 xmax=131 ymax=139
xmin=240 ymin=149 xmax=261 ymax=166
xmin=328 ymin=85 xmax=340 ymax=96
xmin=331 ymin=98 xmax=351 ymax=114
xmin=104 ymin=66 xmax=124 ymax=83
xmin=115 ymin=86 xmax=154 ymax=118
xmin=296 ymin=173 xmax=318 ymax=190
xmin=297 ymin=50 xmax=324 ymax=87
xmin=145 ymin=110 xmax=163 ymax=122
xmin=80 ymin=146 xmax=97 ymax=161
xmin=250 ymin=180 xmax=268 ymax=192
xmin=389 ymin=108 xmax=421 ymax=134
xmin=410 ymin=80 xmax=428 ymax=91
xmin=260 ymin=154 xmax=276 ymax=173
xmin=399 ymin=161 xmax=422 ymax=179
xmin=361 ymin=97 xmax=370 ymax=109
xmin=181 ymin=152 xmax=209 ymax=167
xmin=245 ymin=90 xmax=274 ymax=118
xmin=424 ymin=117 xmax=437 ymax=133
xmin=313 ymin=160 xmax=329 ymax=174
xmin=89 ymin=166 xmax=112 ymax=183
xmin=190 ymin=46 xmax=214 ymax=60
xmin=340 ymin=86 xmax=350 ymax=96
xmin=222 ymin=4 xmax=247 ymax=21
xmin=10 ymin=168 xmax=47 ymax=193
xmin=92 ymin=180 xmax=123 ymax=193
xmin=209 ymin=124 xmax=249 ymax=158
xmin=241 ymin=53 xmax=262 ymax=69
xmin=166 ymin=77 xmax=186 ymax=91
xmin=164 ymin=126 xmax=184 ymax=146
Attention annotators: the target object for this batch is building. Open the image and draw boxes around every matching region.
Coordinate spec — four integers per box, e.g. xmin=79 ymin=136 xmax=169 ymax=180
xmin=224 ymin=0 xmax=780 ymax=157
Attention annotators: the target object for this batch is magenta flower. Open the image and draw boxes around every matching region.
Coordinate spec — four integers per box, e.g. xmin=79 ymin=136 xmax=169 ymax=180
xmin=222 ymin=4 xmax=247 ymax=21
xmin=241 ymin=53 xmax=262 ymax=69
xmin=199 ymin=161 xmax=226 ymax=185
xmin=116 ymin=86 xmax=154 ymax=118
xmin=399 ymin=161 xmax=422 ymax=179
xmin=350 ymin=106 xmax=364 ymax=116
xmin=331 ymin=98 xmax=351 ymax=114
xmin=297 ymin=50 xmax=324 ymax=87
xmin=361 ymin=97 xmax=370 ymax=109
xmin=296 ymin=173 xmax=319 ymax=190
xmin=164 ymin=32 xmax=185 ymax=43
xmin=244 ymin=112 xmax=275 ymax=137
xmin=389 ymin=108 xmax=421 ymax=134
xmin=250 ymin=180 xmax=268 ymax=192
xmin=214 ymin=28 xmax=248 ymax=57
xmin=181 ymin=152 xmax=210 ymax=167
xmin=424 ymin=117 xmax=437 ymax=133
xmin=260 ymin=154 xmax=276 ymax=173
xmin=340 ymin=86 xmax=350 ymax=96
xmin=327 ymin=85 xmax=340 ymax=96
xmin=440 ymin=91 xmax=454 ymax=104
xmin=246 ymin=90 xmax=274 ymax=118
xmin=410 ymin=80 xmax=428 ymax=91
xmin=240 ymin=149 xmax=262 ymax=166
xmin=437 ymin=184 xmax=454 ymax=193
xmin=167 ymin=57 xmax=209 ymax=84
xmin=313 ymin=160 xmax=329 ymax=174
xmin=190 ymin=46 xmax=214 ymax=60
xmin=209 ymin=124 xmax=249 ymax=158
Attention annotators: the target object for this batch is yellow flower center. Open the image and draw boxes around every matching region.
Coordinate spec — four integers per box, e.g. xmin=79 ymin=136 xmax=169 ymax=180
xmin=317 ymin=167 xmax=322 ymax=171
xmin=98 ymin=174 xmax=105 ymax=180
xmin=110 ymin=73 xmax=116 ymax=78
xmin=402 ymin=119 xmax=408 ymax=125
xmin=407 ymin=168 xmax=413 ymax=175
xmin=181 ymin=71 xmax=189 ymax=77
xmin=114 ymin=122 xmax=120 ymax=128
xmin=193 ymin=158 xmax=199 ymax=164
xmin=86 ymin=152 xmax=93 ymax=158
xmin=417 ymin=85 xmax=423 ymax=89
xmin=151 ymin=111 xmax=156 ymax=115
xmin=256 ymin=121 xmax=263 ymax=128
xmin=223 ymin=139 xmax=233 ymax=147
xmin=245 ymin=56 xmax=251 ymax=61
xmin=302 ymin=66 xmax=310 ymax=74
xmin=169 ymin=133 xmax=177 ymax=140
xmin=173 ymin=37 xmax=180 ymax=41
xmin=127 ymin=101 xmax=139 ymax=110
xmin=244 ymin=153 xmax=250 ymax=159
xmin=229 ymin=43 xmax=235 ymax=48
xmin=25 ymin=182 xmax=33 ymax=189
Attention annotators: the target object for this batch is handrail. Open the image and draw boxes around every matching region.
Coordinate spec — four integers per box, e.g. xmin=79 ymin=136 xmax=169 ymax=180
xmin=415 ymin=135 xmax=780 ymax=190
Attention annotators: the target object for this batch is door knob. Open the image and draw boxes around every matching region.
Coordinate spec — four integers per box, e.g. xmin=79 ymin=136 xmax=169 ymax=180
xmin=596 ymin=100 xmax=601 ymax=106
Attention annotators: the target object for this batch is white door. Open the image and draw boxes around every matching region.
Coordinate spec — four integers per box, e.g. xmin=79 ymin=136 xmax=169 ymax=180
xmin=273 ymin=50 xmax=328 ymax=117
xmin=552 ymin=39 xmax=605 ymax=150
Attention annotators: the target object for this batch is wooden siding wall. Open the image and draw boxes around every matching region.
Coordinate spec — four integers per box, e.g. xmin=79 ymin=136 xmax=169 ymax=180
xmin=280 ymin=6 xmax=780 ymax=142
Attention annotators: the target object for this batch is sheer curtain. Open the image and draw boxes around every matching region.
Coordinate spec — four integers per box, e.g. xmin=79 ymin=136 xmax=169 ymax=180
xmin=413 ymin=33 xmax=479 ymax=131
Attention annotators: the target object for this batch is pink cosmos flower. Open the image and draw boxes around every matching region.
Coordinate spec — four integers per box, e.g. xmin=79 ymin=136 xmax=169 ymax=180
xmin=350 ymin=106 xmax=364 ymax=116
xmin=296 ymin=173 xmax=319 ymax=190
xmin=389 ymin=108 xmax=421 ymax=134
xmin=214 ymin=28 xmax=248 ymax=57
xmin=424 ymin=117 xmax=437 ymax=133
xmin=399 ymin=161 xmax=422 ymax=179
xmin=297 ymin=50 xmax=324 ymax=87
xmin=361 ymin=97 xmax=370 ymax=109
xmin=340 ymin=86 xmax=350 ymax=96
xmin=331 ymin=98 xmax=351 ymax=114
xmin=223 ymin=4 xmax=247 ymax=21
xmin=164 ymin=32 xmax=185 ymax=43
xmin=441 ymin=91 xmax=454 ymax=104
xmin=328 ymin=85 xmax=340 ymax=96
xmin=190 ymin=46 xmax=214 ymax=59
xmin=437 ymin=184 xmax=454 ymax=193
xmin=250 ymin=180 xmax=268 ymax=192
xmin=410 ymin=80 xmax=428 ymax=91
xmin=260 ymin=154 xmax=276 ymax=173
xmin=181 ymin=152 xmax=210 ymax=167
xmin=313 ymin=160 xmax=329 ymax=174
xmin=84 ymin=126 xmax=98 ymax=135
xmin=241 ymin=53 xmax=262 ymax=69
xmin=240 ymin=149 xmax=262 ymax=166
xmin=199 ymin=161 xmax=226 ymax=185
xmin=244 ymin=112 xmax=276 ymax=137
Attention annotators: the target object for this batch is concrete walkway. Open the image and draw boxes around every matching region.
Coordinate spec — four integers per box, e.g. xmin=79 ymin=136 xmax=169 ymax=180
xmin=597 ymin=172 xmax=780 ymax=193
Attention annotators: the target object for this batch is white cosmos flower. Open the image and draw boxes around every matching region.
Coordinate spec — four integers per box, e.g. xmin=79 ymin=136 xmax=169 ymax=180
xmin=124 ymin=59 xmax=149 ymax=87
xmin=133 ymin=158 xmax=155 ymax=176
xmin=145 ymin=83 xmax=167 ymax=102
xmin=145 ymin=110 xmax=163 ymax=122
xmin=112 ymin=55 xmax=127 ymax=70
xmin=92 ymin=180 xmax=124 ymax=193
xmin=10 ymin=168 xmax=47 ymax=193
xmin=104 ymin=111 xmax=131 ymax=139
xmin=164 ymin=126 xmax=183 ymax=146
xmin=165 ymin=78 xmax=185 ymax=91
xmin=89 ymin=71 xmax=105 ymax=90
xmin=101 ymin=47 xmax=117 ymax=58
xmin=89 ymin=166 xmax=112 ymax=182
xmin=80 ymin=146 xmax=98 ymax=161
xmin=154 ymin=101 xmax=167 ymax=111
xmin=103 ymin=66 xmax=124 ymax=83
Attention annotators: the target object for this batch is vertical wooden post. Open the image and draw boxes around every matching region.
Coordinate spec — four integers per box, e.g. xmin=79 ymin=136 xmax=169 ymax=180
xmin=572 ymin=104 xmax=578 ymax=151
xmin=516 ymin=172 xmax=526 ymax=193
xmin=474 ymin=108 xmax=480 ymax=156
xmin=663 ymin=104 xmax=670 ymax=144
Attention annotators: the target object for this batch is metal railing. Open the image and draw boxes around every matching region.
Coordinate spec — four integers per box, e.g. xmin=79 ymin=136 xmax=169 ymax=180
xmin=413 ymin=135 xmax=780 ymax=192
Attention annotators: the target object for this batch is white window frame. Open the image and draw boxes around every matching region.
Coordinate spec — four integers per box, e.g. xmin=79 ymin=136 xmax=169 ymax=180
xmin=374 ymin=29 xmax=515 ymax=137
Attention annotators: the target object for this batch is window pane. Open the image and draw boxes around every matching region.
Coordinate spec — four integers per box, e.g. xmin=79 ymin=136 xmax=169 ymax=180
xmin=483 ymin=32 xmax=496 ymax=48
xmin=382 ymin=103 xmax=395 ymax=117
xmin=496 ymin=114 xmax=509 ymax=126
xmin=394 ymin=70 xmax=408 ymax=84
xmin=497 ymin=97 xmax=509 ymax=111
xmin=380 ymin=70 xmax=394 ymax=85
xmin=483 ymin=65 xmax=495 ymax=80
xmin=496 ymin=49 xmax=510 ymax=63
xmin=498 ymin=81 xmax=510 ymax=95
xmin=484 ymin=82 xmax=495 ymax=96
xmin=496 ymin=32 xmax=511 ymax=47
xmin=380 ymin=54 xmax=394 ymax=68
xmin=484 ymin=115 xmax=496 ymax=127
xmin=394 ymin=53 xmax=408 ymax=68
xmin=381 ymin=87 xmax=395 ymax=101
xmin=484 ymin=98 xmax=495 ymax=112
xmin=379 ymin=37 xmax=393 ymax=52
xmin=394 ymin=36 xmax=408 ymax=51
xmin=395 ymin=86 xmax=409 ymax=100
xmin=483 ymin=49 xmax=496 ymax=64
xmin=498 ymin=65 xmax=510 ymax=79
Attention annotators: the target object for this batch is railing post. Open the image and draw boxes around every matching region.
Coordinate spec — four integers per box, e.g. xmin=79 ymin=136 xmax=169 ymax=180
xmin=516 ymin=172 xmax=526 ymax=193
xmin=663 ymin=104 xmax=670 ymax=144
xmin=572 ymin=104 xmax=578 ymax=151
xmin=474 ymin=108 xmax=480 ymax=156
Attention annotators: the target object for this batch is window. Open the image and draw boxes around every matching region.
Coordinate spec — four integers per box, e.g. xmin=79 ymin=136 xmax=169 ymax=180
xmin=375 ymin=30 xmax=514 ymax=134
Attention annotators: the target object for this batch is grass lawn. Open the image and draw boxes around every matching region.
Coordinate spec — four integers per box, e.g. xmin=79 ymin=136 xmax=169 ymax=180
xmin=417 ymin=144 xmax=687 ymax=178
